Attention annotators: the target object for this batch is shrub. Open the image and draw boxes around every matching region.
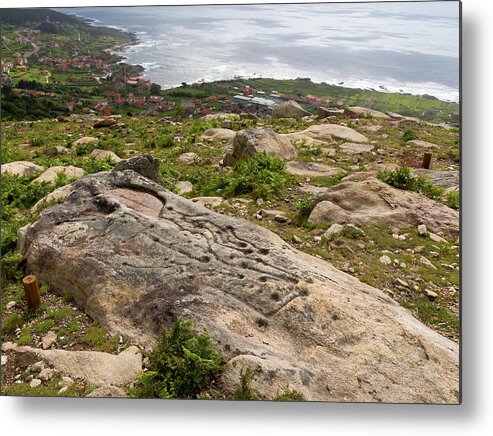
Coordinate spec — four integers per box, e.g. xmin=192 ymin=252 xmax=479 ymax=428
xmin=446 ymin=191 xmax=459 ymax=210
xmin=132 ymin=319 xmax=224 ymax=399
xmin=377 ymin=167 xmax=444 ymax=201
xmin=146 ymin=135 xmax=176 ymax=149
xmin=222 ymin=152 xmax=289 ymax=200
xmin=3 ymin=313 xmax=24 ymax=333
xmin=293 ymin=197 xmax=318 ymax=227
xmin=82 ymin=323 xmax=118 ymax=352
xmin=274 ymin=388 xmax=305 ymax=401
xmin=402 ymin=130 xmax=417 ymax=142
xmin=233 ymin=367 xmax=261 ymax=400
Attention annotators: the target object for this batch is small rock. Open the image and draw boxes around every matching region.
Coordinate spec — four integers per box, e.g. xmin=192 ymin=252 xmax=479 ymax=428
xmin=176 ymin=181 xmax=194 ymax=195
xmin=42 ymin=331 xmax=57 ymax=349
xmin=1 ymin=355 xmax=7 ymax=366
xmin=400 ymin=262 xmax=407 ymax=268
xmin=398 ymin=234 xmax=407 ymax=241
xmin=396 ymin=278 xmax=409 ymax=288
xmin=379 ymin=255 xmax=392 ymax=265
xmin=417 ymin=224 xmax=428 ymax=236
xmin=392 ymin=234 xmax=400 ymax=240
xmin=324 ymin=223 xmax=344 ymax=239
xmin=274 ymin=215 xmax=288 ymax=223
xmin=31 ymin=360 xmax=45 ymax=372
xmin=58 ymin=386 xmax=69 ymax=395
xmin=419 ymin=256 xmax=437 ymax=270
xmin=429 ymin=233 xmax=448 ymax=243
xmin=414 ymin=246 xmax=425 ymax=254
xmin=30 ymin=379 xmax=42 ymax=388
xmin=38 ymin=368 xmax=55 ymax=382
xmin=424 ymin=289 xmax=438 ymax=299
xmin=6 ymin=301 xmax=16 ymax=310
xmin=256 ymin=198 xmax=265 ymax=206
xmin=177 ymin=152 xmax=200 ymax=165
xmin=430 ymin=251 xmax=440 ymax=258
xmin=58 ymin=376 xmax=74 ymax=388
xmin=292 ymin=235 xmax=302 ymax=244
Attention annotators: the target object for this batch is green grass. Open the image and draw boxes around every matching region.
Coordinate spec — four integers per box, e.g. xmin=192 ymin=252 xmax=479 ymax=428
xmin=82 ymin=323 xmax=119 ymax=352
xmin=3 ymin=313 xmax=24 ymax=333
xmin=33 ymin=319 xmax=55 ymax=334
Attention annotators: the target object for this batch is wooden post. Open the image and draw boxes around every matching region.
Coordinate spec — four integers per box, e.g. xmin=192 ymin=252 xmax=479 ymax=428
xmin=422 ymin=152 xmax=432 ymax=169
xmin=23 ymin=275 xmax=41 ymax=310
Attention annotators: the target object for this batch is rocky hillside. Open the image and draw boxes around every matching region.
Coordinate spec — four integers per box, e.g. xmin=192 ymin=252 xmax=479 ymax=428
xmin=1 ymin=103 xmax=460 ymax=402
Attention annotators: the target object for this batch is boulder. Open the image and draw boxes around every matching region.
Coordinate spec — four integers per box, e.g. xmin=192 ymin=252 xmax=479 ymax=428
xmin=339 ymin=142 xmax=374 ymax=155
xmin=93 ymin=119 xmax=117 ymax=129
xmin=286 ymin=161 xmax=342 ymax=178
xmin=33 ymin=166 xmax=85 ymax=185
xmin=3 ymin=342 xmax=141 ymax=387
xmin=410 ymin=140 xmax=439 ymax=148
xmin=23 ymin=165 xmax=459 ymax=403
xmin=201 ymin=128 xmax=236 ymax=143
xmin=347 ymin=106 xmax=391 ymax=119
xmin=293 ymin=124 xmax=368 ymax=144
xmin=1 ymin=161 xmax=44 ymax=176
xmin=177 ymin=152 xmax=200 ymax=165
xmin=201 ymin=113 xmax=237 ymax=121
xmin=412 ymin=170 xmax=459 ymax=191
xmin=43 ymin=146 xmax=70 ymax=156
xmin=112 ymin=155 xmax=162 ymax=185
xmin=176 ymin=181 xmax=194 ymax=195
xmin=316 ymin=107 xmax=343 ymax=119
xmin=32 ymin=184 xmax=74 ymax=212
xmin=90 ymin=149 xmax=122 ymax=163
xmin=309 ymin=177 xmax=459 ymax=235
xmin=223 ymin=128 xmax=297 ymax=166
xmin=271 ymin=100 xmax=310 ymax=119
xmin=72 ymin=137 xmax=98 ymax=147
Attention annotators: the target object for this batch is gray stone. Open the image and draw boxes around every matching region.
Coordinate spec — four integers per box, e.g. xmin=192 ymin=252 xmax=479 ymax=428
xmin=223 ymin=128 xmax=297 ymax=166
xmin=176 ymin=181 xmax=194 ymax=195
xmin=286 ymin=161 xmax=341 ymax=178
xmin=379 ymin=255 xmax=392 ymax=265
xmin=271 ymin=100 xmax=310 ymax=119
xmin=177 ymin=152 xmax=200 ymax=165
xmin=90 ymin=149 xmax=122 ymax=163
xmin=201 ymin=128 xmax=236 ymax=143
xmin=29 ymin=379 xmax=42 ymax=388
xmin=339 ymin=142 xmax=374 ymax=155
xmin=33 ymin=166 xmax=85 ymax=185
xmin=43 ymin=146 xmax=70 ymax=156
xmin=419 ymin=256 xmax=437 ymax=270
xmin=112 ymin=155 xmax=162 ymax=185
xmin=418 ymin=224 xmax=428 ymax=236
xmin=72 ymin=137 xmax=98 ymax=147
xmin=22 ymin=167 xmax=459 ymax=403
xmin=324 ymin=223 xmax=344 ymax=239
xmin=42 ymin=331 xmax=57 ymax=349
xmin=38 ymin=368 xmax=55 ymax=381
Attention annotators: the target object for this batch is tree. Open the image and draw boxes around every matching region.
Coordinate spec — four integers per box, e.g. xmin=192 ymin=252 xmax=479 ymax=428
xmin=149 ymin=83 xmax=161 ymax=95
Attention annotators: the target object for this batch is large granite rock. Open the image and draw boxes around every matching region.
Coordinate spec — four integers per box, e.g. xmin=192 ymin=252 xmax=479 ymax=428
xmin=347 ymin=106 xmax=391 ymax=119
xmin=271 ymin=100 xmax=310 ymax=119
xmin=33 ymin=166 xmax=85 ymax=185
xmin=201 ymin=128 xmax=236 ymax=143
xmin=23 ymin=162 xmax=459 ymax=403
xmin=309 ymin=177 xmax=459 ymax=235
xmin=223 ymin=128 xmax=297 ymax=166
xmin=291 ymin=124 xmax=368 ymax=144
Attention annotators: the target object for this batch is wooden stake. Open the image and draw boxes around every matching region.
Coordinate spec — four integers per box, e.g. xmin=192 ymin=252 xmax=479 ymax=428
xmin=422 ymin=152 xmax=432 ymax=169
xmin=23 ymin=274 xmax=41 ymax=310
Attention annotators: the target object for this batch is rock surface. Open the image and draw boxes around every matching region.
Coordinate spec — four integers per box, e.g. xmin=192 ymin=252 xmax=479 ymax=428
xmin=271 ymin=100 xmax=310 ymax=119
xmin=201 ymin=128 xmax=236 ymax=143
xmin=293 ymin=124 xmax=368 ymax=144
xmin=1 ymin=161 xmax=44 ymax=176
xmin=73 ymin=137 xmax=98 ymax=147
xmin=3 ymin=342 xmax=141 ymax=387
xmin=23 ymin=164 xmax=459 ymax=403
xmin=286 ymin=161 xmax=342 ymax=178
xmin=339 ymin=142 xmax=374 ymax=155
xmin=347 ymin=106 xmax=391 ymax=119
xmin=309 ymin=177 xmax=459 ymax=235
xmin=33 ymin=166 xmax=85 ymax=185
xmin=223 ymin=128 xmax=297 ymax=166
xmin=90 ymin=149 xmax=122 ymax=163
xmin=86 ymin=386 xmax=127 ymax=398
xmin=413 ymin=170 xmax=459 ymax=191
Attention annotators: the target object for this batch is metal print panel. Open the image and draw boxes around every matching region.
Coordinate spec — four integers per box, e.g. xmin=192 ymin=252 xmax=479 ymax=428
xmin=0 ymin=1 xmax=461 ymax=403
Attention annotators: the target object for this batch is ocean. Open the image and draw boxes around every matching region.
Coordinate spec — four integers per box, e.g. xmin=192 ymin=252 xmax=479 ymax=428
xmin=59 ymin=2 xmax=460 ymax=102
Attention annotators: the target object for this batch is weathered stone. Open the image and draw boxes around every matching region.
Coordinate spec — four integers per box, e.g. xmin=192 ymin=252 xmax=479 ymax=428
xmin=72 ymin=137 xmax=98 ymax=147
xmin=6 ymin=301 xmax=16 ymax=311
xmin=379 ymin=255 xmax=392 ymax=265
xmin=286 ymin=161 xmax=342 ymax=178
xmin=201 ymin=128 xmax=236 ymax=143
xmin=420 ymin=256 xmax=437 ymax=270
xmin=347 ymin=106 xmax=391 ymax=119
xmin=413 ymin=170 xmax=459 ymax=191
xmin=90 ymin=149 xmax=122 ymax=163
xmin=430 ymin=233 xmax=448 ymax=243
xmin=176 ymin=181 xmax=194 ymax=195
xmin=93 ymin=119 xmax=117 ymax=129
xmin=86 ymin=386 xmax=127 ymax=398
xmin=43 ymin=146 xmax=70 ymax=156
xmin=6 ymin=344 xmax=142 ymax=387
xmin=425 ymin=289 xmax=438 ymax=299
xmin=42 ymin=331 xmax=57 ymax=350
xmin=292 ymin=124 xmax=368 ymax=144
xmin=29 ymin=379 xmax=42 ymax=388
xmin=1 ymin=355 xmax=7 ymax=366
xmin=223 ymin=128 xmax=297 ymax=166
xmin=33 ymin=166 xmax=85 ymax=185
xmin=417 ymin=224 xmax=428 ymax=236
xmin=32 ymin=184 xmax=74 ymax=213
xmin=111 ymin=155 xmax=162 ymax=185
xmin=324 ymin=223 xmax=344 ymax=239
xmin=38 ymin=368 xmax=55 ymax=381
xmin=201 ymin=113 xmax=237 ymax=121
xmin=1 ymin=161 xmax=44 ymax=176
xmin=309 ymin=177 xmax=458 ymax=235
xmin=191 ymin=196 xmax=224 ymax=209
xmin=316 ymin=107 xmax=343 ymax=119
xmin=177 ymin=152 xmax=200 ymax=165
xmin=271 ymin=100 xmax=310 ymax=119
xmin=31 ymin=360 xmax=45 ymax=372
xmin=339 ymin=142 xmax=374 ymax=155
xmin=22 ymin=168 xmax=459 ymax=403
xmin=410 ymin=140 xmax=439 ymax=148
xmin=58 ymin=376 xmax=74 ymax=387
